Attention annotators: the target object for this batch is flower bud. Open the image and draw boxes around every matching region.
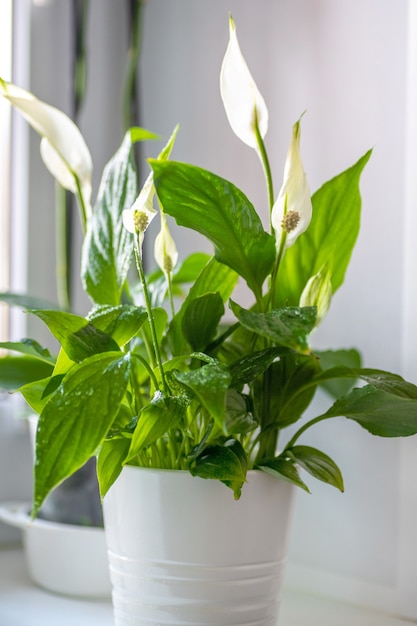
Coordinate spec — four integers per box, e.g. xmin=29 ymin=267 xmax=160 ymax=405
xmin=220 ymin=16 xmax=268 ymax=149
xmin=300 ymin=266 xmax=332 ymax=326
xmin=154 ymin=214 xmax=178 ymax=276
xmin=271 ymin=117 xmax=312 ymax=249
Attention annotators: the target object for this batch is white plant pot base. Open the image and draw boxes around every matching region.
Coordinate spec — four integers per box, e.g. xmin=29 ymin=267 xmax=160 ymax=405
xmin=0 ymin=501 xmax=111 ymax=598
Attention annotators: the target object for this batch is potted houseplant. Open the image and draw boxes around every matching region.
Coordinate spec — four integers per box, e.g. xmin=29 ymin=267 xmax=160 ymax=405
xmin=2 ymin=14 xmax=417 ymax=624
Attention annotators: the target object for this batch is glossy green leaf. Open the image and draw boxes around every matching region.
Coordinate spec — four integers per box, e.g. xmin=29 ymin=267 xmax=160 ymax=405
xmin=257 ymin=456 xmax=310 ymax=492
xmin=314 ymin=367 xmax=417 ymax=399
xmin=0 ymin=356 xmax=54 ymax=392
xmin=315 ymin=349 xmax=362 ymax=398
xmin=269 ymin=353 xmax=322 ymax=427
xmin=127 ymin=393 xmax=187 ymax=458
xmin=174 ymin=361 xmax=231 ymax=432
xmin=33 ymin=352 xmax=131 ymax=516
xmin=287 ymin=445 xmax=344 ymax=491
xmin=30 ymin=309 xmax=119 ymax=362
xmin=19 ymin=376 xmax=57 ymax=413
xmin=230 ymin=300 xmax=316 ymax=353
xmin=182 ymin=292 xmax=225 ymax=351
xmin=0 ymin=291 xmax=61 ymax=310
xmin=97 ymin=436 xmax=131 ymax=499
xmin=190 ymin=438 xmax=247 ymax=499
xmin=167 ymin=257 xmax=238 ymax=355
xmin=88 ymin=304 xmax=148 ymax=347
xmin=81 ymin=130 xmax=140 ymax=305
xmin=276 ymin=150 xmax=372 ymax=305
xmin=224 ymin=389 xmax=257 ymax=435
xmin=324 ymin=384 xmax=417 ymax=436
xmin=229 ymin=346 xmax=288 ymax=387
xmin=0 ymin=339 xmax=55 ymax=363
xmin=151 ymin=160 xmax=275 ymax=300
xmin=173 ymin=252 xmax=211 ymax=283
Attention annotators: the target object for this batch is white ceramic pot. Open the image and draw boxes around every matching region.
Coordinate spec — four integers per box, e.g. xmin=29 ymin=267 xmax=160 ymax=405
xmin=103 ymin=467 xmax=295 ymax=626
xmin=0 ymin=502 xmax=111 ymax=598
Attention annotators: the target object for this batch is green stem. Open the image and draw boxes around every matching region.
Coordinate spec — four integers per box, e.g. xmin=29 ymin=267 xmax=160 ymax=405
xmin=254 ymin=110 xmax=274 ymax=219
xmin=73 ymin=173 xmax=89 ymax=233
xmin=131 ymin=352 xmax=160 ymax=391
xmin=133 ymin=233 xmax=169 ymax=395
xmin=166 ymin=271 xmax=175 ymax=319
xmin=55 ymin=182 xmax=71 ymax=310
xmin=284 ymin=413 xmax=332 ymax=451
xmin=268 ymin=229 xmax=287 ymax=311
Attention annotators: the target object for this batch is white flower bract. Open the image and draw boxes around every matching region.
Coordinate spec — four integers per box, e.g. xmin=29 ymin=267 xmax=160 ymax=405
xmin=154 ymin=214 xmax=178 ymax=275
xmin=300 ymin=266 xmax=332 ymax=326
xmin=123 ymin=171 xmax=157 ymax=234
xmin=271 ymin=118 xmax=312 ymax=249
xmin=220 ymin=16 xmax=268 ymax=149
xmin=0 ymin=79 xmax=93 ymax=214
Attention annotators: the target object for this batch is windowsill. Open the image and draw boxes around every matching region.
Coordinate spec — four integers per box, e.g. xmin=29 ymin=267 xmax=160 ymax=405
xmin=0 ymin=546 xmax=413 ymax=626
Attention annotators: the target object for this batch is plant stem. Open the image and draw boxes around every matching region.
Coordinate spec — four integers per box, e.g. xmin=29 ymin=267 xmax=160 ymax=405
xmin=133 ymin=233 xmax=170 ymax=395
xmin=268 ymin=229 xmax=287 ymax=310
xmin=131 ymin=352 xmax=160 ymax=391
xmin=284 ymin=413 xmax=332 ymax=450
xmin=73 ymin=173 xmax=89 ymax=233
xmin=166 ymin=271 xmax=175 ymax=318
xmin=254 ymin=110 xmax=274 ymax=218
xmin=55 ymin=182 xmax=71 ymax=310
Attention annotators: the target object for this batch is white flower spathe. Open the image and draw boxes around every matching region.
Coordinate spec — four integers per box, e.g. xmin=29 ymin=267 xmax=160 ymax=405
xmin=122 ymin=171 xmax=157 ymax=235
xmin=220 ymin=16 xmax=268 ymax=149
xmin=154 ymin=213 xmax=178 ymax=275
xmin=271 ymin=118 xmax=312 ymax=249
xmin=0 ymin=78 xmax=93 ymax=214
xmin=300 ymin=265 xmax=332 ymax=326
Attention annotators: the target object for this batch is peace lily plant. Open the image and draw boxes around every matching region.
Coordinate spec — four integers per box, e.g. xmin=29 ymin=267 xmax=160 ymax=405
xmin=2 ymin=16 xmax=417 ymax=519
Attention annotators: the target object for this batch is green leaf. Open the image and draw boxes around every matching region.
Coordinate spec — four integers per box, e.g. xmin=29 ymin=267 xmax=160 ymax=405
xmin=19 ymin=376 xmax=57 ymax=413
xmin=287 ymin=445 xmax=344 ymax=492
xmin=314 ymin=367 xmax=417 ymax=399
xmin=315 ymin=349 xmax=362 ymax=398
xmin=269 ymin=353 xmax=322 ymax=427
xmin=257 ymin=456 xmax=310 ymax=492
xmin=182 ymin=292 xmax=225 ymax=351
xmin=145 ymin=253 xmax=212 ymax=307
xmin=224 ymin=389 xmax=257 ymax=435
xmin=0 ymin=291 xmax=61 ymax=310
xmin=81 ymin=130 xmax=140 ymax=305
xmin=324 ymin=384 xmax=417 ymax=436
xmin=0 ymin=339 xmax=55 ymax=364
xmin=230 ymin=300 xmax=316 ymax=353
xmin=30 ymin=309 xmax=120 ymax=362
xmin=174 ymin=361 xmax=231 ymax=432
xmin=127 ymin=393 xmax=187 ymax=458
xmin=277 ymin=150 xmax=372 ymax=305
xmin=190 ymin=438 xmax=247 ymax=499
xmin=167 ymin=257 xmax=238 ymax=355
xmin=33 ymin=352 xmax=131 ymax=517
xmin=173 ymin=252 xmax=211 ymax=284
xmin=88 ymin=304 xmax=148 ymax=346
xmin=151 ymin=160 xmax=275 ymax=300
xmin=97 ymin=436 xmax=131 ymax=499
xmin=0 ymin=356 xmax=54 ymax=392
xmin=229 ymin=346 xmax=288 ymax=387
